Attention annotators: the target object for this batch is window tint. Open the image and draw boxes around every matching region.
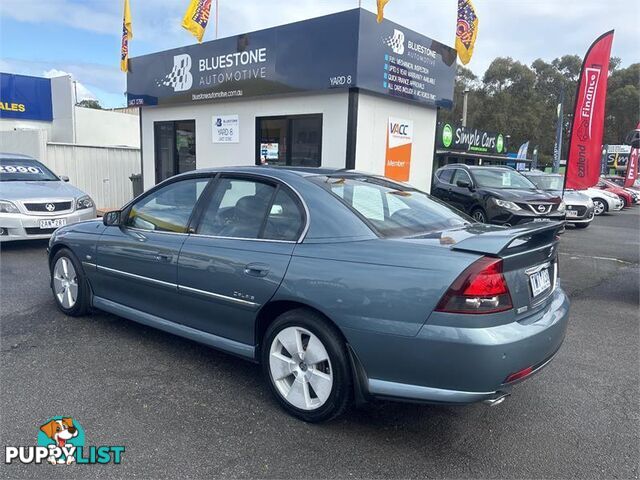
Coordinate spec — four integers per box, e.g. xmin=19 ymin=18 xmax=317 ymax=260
xmin=436 ymin=168 xmax=454 ymax=184
xmin=197 ymin=178 xmax=275 ymax=239
xmin=263 ymin=189 xmax=304 ymax=241
xmin=126 ymin=178 xmax=209 ymax=232
xmin=451 ymin=169 xmax=471 ymax=185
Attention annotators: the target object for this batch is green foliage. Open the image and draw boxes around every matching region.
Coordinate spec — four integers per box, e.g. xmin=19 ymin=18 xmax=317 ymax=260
xmin=440 ymin=56 xmax=638 ymax=166
xmin=77 ymin=99 xmax=102 ymax=109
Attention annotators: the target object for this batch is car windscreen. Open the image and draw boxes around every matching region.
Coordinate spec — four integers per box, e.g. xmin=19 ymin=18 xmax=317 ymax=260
xmin=310 ymin=175 xmax=472 ymax=238
xmin=0 ymin=159 xmax=59 ymax=182
xmin=471 ymin=168 xmax=537 ymax=189
xmin=526 ymin=175 xmax=564 ymax=190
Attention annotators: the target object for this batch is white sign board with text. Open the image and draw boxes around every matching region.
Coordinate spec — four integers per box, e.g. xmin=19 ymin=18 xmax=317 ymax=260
xmin=212 ymin=115 xmax=239 ymax=143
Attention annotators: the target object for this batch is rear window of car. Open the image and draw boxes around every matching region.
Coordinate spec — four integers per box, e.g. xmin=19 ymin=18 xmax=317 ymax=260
xmin=0 ymin=158 xmax=59 ymax=182
xmin=526 ymin=175 xmax=563 ymax=190
xmin=309 ymin=175 xmax=472 ymax=238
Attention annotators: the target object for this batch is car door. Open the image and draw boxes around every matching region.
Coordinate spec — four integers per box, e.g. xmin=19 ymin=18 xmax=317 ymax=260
xmin=431 ymin=168 xmax=454 ymax=202
xmin=93 ymin=176 xmax=211 ymax=322
xmin=448 ymin=169 xmax=474 ymax=213
xmin=176 ymin=175 xmax=304 ymax=345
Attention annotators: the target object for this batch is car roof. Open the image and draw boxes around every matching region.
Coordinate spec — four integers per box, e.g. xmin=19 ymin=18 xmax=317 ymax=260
xmin=0 ymin=152 xmax=37 ymax=160
xmin=437 ymin=164 xmax=515 ymax=171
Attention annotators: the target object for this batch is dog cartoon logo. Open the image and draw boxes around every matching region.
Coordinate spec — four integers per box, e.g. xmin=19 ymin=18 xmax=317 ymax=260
xmin=157 ymin=53 xmax=193 ymax=92
xmin=383 ymin=29 xmax=405 ymax=55
xmin=38 ymin=417 xmax=84 ymax=465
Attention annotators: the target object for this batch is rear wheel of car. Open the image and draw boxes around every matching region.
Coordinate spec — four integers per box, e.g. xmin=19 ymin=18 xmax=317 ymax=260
xmin=592 ymin=199 xmax=607 ymax=216
xmin=262 ymin=309 xmax=351 ymax=422
xmin=471 ymin=208 xmax=487 ymax=223
xmin=51 ymin=249 xmax=90 ymax=317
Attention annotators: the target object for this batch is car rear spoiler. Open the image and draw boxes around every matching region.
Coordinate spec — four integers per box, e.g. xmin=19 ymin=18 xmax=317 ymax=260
xmin=451 ymin=221 xmax=563 ymax=257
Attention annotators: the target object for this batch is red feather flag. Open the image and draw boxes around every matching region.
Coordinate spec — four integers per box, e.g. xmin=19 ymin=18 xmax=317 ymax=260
xmin=564 ymin=31 xmax=614 ymax=190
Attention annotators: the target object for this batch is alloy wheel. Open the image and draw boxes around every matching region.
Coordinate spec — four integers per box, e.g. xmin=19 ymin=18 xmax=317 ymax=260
xmin=473 ymin=210 xmax=486 ymax=223
xmin=593 ymin=200 xmax=606 ymax=215
xmin=53 ymin=257 xmax=78 ymax=309
xmin=269 ymin=326 xmax=333 ymax=411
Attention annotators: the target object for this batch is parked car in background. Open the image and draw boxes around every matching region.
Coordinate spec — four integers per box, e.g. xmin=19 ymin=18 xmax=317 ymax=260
xmin=603 ymin=175 xmax=640 ymax=192
xmin=47 ymin=167 xmax=569 ymax=422
xmin=0 ymin=153 xmax=96 ymax=241
xmin=432 ymin=164 xmax=565 ymax=226
xmin=581 ymin=187 xmax=623 ymax=216
xmin=595 ymin=179 xmax=634 ymax=207
xmin=599 ymin=177 xmax=640 ymax=204
xmin=523 ymin=172 xmax=595 ymax=229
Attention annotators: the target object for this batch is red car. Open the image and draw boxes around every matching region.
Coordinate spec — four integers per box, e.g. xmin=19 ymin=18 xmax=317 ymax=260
xmin=596 ymin=179 xmax=634 ymax=208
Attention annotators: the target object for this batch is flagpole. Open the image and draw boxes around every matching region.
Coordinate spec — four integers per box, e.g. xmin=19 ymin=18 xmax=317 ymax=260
xmin=215 ymin=0 xmax=219 ymax=39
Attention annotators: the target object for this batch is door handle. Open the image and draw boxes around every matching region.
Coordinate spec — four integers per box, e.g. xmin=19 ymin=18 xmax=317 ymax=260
xmin=155 ymin=253 xmax=172 ymax=262
xmin=244 ymin=263 xmax=270 ymax=277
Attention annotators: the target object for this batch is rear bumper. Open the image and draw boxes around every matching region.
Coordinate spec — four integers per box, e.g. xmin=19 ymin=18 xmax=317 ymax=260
xmin=0 ymin=208 xmax=96 ymax=241
xmin=346 ymin=287 xmax=570 ymax=405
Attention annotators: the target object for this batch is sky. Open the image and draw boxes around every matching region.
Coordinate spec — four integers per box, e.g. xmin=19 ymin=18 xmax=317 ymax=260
xmin=0 ymin=0 xmax=638 ymax=108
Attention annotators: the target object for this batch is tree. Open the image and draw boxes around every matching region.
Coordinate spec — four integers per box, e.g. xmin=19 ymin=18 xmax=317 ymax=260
xmin=77 ymin=99 xmax=102 ymax=109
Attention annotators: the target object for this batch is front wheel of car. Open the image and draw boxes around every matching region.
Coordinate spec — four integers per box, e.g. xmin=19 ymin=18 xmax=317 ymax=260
xmin=592 ymin=199 xmax=607 ymax=216
xmin=573 ymin=222 xmax=590 ymax=229
xmin=262 ymin=309 xmax=351 ymax=422
xmin=50 ymin=249 xmax=90 ymax=317
xmin=471 ymin=208 xmax=487 ymax=223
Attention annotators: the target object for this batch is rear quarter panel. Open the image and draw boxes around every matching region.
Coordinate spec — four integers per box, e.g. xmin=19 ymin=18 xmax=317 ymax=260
xmin=274 ymin=239 xmax=479 ymax=337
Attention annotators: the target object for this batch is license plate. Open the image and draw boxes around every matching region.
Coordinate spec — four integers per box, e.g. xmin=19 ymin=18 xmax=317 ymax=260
xmin=529 ymin=268 xmax=551 ymax=297
xmin=39 ymin=218 xmax=66 ymax=229
xmin=532 ymin=218 xmax=548 ymax=222
xmin=566 ymin=210 xmax=579 ymax=218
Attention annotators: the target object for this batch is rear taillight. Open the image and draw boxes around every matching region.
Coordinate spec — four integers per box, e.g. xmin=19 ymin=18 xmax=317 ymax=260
xmin=435 ymin=257 xmax=513 ymax=314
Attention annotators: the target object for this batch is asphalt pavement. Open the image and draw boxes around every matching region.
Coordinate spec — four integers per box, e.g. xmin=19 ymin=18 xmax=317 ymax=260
xmin=1 ymin=209 xmax=638 ymax=479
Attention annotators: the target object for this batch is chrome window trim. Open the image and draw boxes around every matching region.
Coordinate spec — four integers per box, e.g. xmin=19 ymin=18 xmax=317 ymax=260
xmin=178 ymin=284 xmax=260 ymax=309
xmin=188 ymin=233 xmax=296 ymax=244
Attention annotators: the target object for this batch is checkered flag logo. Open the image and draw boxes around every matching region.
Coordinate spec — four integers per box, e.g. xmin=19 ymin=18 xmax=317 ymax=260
xmin=383 ymin=29 xmax=405 ymax=55
xmin=157 ymin=54 xmax=193 ymax=92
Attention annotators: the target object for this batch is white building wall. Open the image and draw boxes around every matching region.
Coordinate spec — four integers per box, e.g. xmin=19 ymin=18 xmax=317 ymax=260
xmin=354 ymin=92 xmax=437 ymax=192
xmin=75 ymin=107 xmax=140 ymax=147
xmin=141 ymin=91 xmax=349 ymax=190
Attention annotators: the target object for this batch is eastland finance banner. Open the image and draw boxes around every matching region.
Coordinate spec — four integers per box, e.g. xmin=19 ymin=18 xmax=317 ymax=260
xmin=565 ymin=31 xmax=614 ymax=190
xmin=126 ymin=9 xmax=455 ymax=108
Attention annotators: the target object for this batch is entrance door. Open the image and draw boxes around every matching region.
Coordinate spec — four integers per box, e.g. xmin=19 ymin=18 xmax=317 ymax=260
xmin=154 ymin=120 xmax=196 ymax=183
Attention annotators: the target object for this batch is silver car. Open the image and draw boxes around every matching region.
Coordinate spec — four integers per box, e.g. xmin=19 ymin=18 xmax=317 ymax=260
xmin=523 ymin=172 xmax=595 ymax=228
xmin=0 ymin=153 xmax=96 ymax=241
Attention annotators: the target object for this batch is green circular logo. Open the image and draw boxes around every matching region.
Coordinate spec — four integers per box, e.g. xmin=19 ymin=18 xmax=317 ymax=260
xmin=496 ymin=134 xmax=504 ymax=153
xmin=442 ymin=124 xmax=453 ymax=148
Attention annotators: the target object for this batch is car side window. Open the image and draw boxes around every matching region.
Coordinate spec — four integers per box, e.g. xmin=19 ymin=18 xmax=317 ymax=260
xmin=197 ymin=178 xmax=276 ymax=239
xmin=125 ymin=178 xmax=209 ymax=233
xmin=437 ymin=169 xmax=454 ymax=184
xmin=262 ymin=189 xmax=304 ymax=241
xmin=451 ymin=169 xmax=472 ymax=186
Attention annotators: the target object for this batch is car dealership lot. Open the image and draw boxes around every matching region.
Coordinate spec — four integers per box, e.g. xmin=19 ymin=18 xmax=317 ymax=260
xmin=1 ymin=210 xmax=638 ymax=479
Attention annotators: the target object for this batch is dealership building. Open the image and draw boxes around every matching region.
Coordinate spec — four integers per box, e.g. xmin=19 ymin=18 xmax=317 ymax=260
xmin=127 ymin=8 xmax=456 ymax=192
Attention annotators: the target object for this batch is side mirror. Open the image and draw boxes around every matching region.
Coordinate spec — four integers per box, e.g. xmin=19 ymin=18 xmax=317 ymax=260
xmin=59 ymin=175 xmax=70 ymax=182
xmin=457 ymin=179 xmax=473 ymax=189
xmin=103 ymin=210 xmax=121 ymax=226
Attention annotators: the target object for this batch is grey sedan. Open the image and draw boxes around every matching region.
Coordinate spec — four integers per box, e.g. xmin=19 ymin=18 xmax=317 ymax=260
xmin=48 ymin=167 xmax=569 ymax=422
xmin=0 ymin=153 xmax=96 ymax=241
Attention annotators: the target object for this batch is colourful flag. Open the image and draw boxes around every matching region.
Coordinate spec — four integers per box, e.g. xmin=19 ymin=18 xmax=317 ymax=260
xmin=455 ymin=0 xmax=478 ymax=65
xmin=516 ymin=141 xmax=529 ymax=159
xmin=182 ymin=0 xmax=213 ymax=43
xmin=552 ymin=89 xmax=564 ymax=173
xmin=624 ymin=122 xmax=640 ymax=187
xmin=376 ymin=0 xmax=390 ymax=23
xmin=120 ymin=0 xmax=133 ymax=72
xmin=564 ymin=31 xmax=615 ymax=191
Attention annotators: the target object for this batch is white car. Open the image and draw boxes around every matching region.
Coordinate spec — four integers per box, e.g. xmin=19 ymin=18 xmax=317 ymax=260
xmin=0 ymin=153 xmax=96 ymax=241
xmin=581 ymin=187 xmax=624 ymax=216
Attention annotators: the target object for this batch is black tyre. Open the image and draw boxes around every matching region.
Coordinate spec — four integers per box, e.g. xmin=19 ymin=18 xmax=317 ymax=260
xmin=592 ymin=198 xmax=607 ymax=216
xmin=471 ymin=208 xmax=487 ymax=223
xmin=50 ymin=248 xmax=90 ymax=317
xmin=573 ymin=222 xmax=590 ymax=229
xmin=261 ymin=309 xmax=351 ymax=422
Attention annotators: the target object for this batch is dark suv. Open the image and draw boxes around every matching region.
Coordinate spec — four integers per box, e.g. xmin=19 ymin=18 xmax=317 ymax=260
xmin=432 ymin=164 xmax=566 ymax=225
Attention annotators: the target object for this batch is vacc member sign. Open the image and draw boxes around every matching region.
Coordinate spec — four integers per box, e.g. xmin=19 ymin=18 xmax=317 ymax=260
xmin=126 ymin=9 xmax=455 ymax=109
